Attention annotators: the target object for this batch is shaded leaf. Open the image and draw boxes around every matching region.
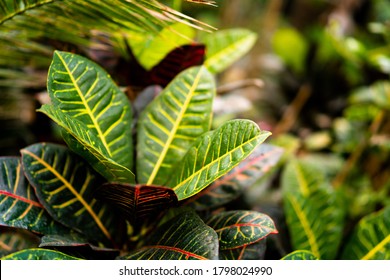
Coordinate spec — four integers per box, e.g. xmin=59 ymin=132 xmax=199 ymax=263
xmin=219 ymin=240 xmax=267 ymax=260
xmin=0 ymin=228 xmax=40 ymax=257
xmin=119 ymin=211 xmax=218 ymax=260
xmin=137 ymin=66 xmax=215 ymax=186
xmin=342 ymin=206 xmax=390 ymax=260
xmin=203 ymin=28 xmax=257 ymax=74
xmin=282 ymin=159 xmax=345 ymax=259
xmin=38 ymin=105 xmax=135 ymax=183
xmin=96 ymin=183 xmax=178 ymax=224
xmin=40 ymin=234 xmax=119 ymax=260
xmin=168 ymin=120 xmax=271 ymax=200
xmin=188 ymin=144 xmax=283 ymax=210
xmin=0 ymin=157 xmax=69 ymax=235
xmin=206 ymin=210 xmax=277 ymax=250
xmin=46 ymin=51 xmax=135 ymax=182
xmin=21 ymin=143 xmax=124 ymax=247
xmin=282 ymin=250 xmax=318 ymax=260
xmin=1 ymin=248 xmax=81 ymax=260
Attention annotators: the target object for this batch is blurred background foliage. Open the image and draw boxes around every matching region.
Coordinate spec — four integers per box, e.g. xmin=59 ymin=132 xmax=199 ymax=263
xmin=1 ymin=0 xmax=390 ymax=259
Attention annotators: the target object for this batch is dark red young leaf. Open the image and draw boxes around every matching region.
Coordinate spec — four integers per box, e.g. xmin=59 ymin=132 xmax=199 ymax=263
xmin=95 ymin=184 xmax=178 ymax=224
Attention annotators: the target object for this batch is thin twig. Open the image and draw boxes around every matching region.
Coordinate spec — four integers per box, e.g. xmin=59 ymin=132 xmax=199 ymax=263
xmin=216 ymin=78 xmax=264 ymax=95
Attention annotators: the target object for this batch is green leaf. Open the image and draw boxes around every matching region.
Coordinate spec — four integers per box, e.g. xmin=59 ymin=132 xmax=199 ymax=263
xmin=168 ymin=120 xmax=271 ymax=200
xmin=350 ymin=81 xmax=390 ymax=110
xmin=1 ymin=248 xmax=81 ymax=260
xmin=21 ymin=143 xmax=124 ymax=247
xmin=282 ymin=250 xmax=318 ymax=260
xmin=206 ymin=210 xmax=277 ymax=250
xmin=0 ymin=157 xmax=69 ymax=235
xmin=38 ymin=105 xmax=135 ymax=183
xmin=272 ymin=27 xmax=308 ymax=74
xmin=219 ymin=240 xmax=267 ymax=260
xmin=282 ymin=160 xmax=345 ymax=259
xmin=119 ymin=211 xmax=218 ymax=260
xmin=129 ymin=22 xmax=195 ymax=70
xmin=137 ymin=66 xmax=215 ymax=185
xmin=47 ymin=51 xmax=134 ymax=178
xmin=203 ymin=28 xmax=257 ymax=74
xmin=0 ymin=228 xmax=40 ymax=257
xmin=96 ymin=183 xmax=178 ymax=224
xmin=342 ymin=206 xmax=390 ymax=260
xmin=188 ymin=144 xmax=283 ymax=210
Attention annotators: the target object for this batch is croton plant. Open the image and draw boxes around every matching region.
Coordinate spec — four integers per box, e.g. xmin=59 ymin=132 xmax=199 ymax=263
xmin=0 ymin=31 xmax=285 ymax=259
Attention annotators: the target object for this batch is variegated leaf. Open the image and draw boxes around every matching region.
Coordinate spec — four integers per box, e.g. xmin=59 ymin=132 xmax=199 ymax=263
xmin=206 ymin=210 xmax=277 ymax=250
xmin=137 ymin=66 xmax=215 ymax=186
xmin=21 ymin=143 xmax=125 ymax=247
xmin=1 ymin=248 xmax=81 ymax=260
xmin=168 ymin=120 xmax=271 ymax=200
xmin=119 ymin=211 xmax=218 ymax=260
xmin=282 ymin=250 xmax=318 ymax=260
xmin=0 ymin=157 xmax=69 ymax=235
xmin=219 ymin=240 xmax=267 ymax=260
xmin=0 ymin=228 xmax=40 ymax=257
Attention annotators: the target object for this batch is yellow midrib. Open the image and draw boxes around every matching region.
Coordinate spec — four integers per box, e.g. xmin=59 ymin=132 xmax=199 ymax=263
xmin=289 ymin=195 xmax=320 ymax=258
xmin=146 ymin=69 xmax=203 ymax=185
xmin=56 ymin=53 xmax=111 ymax=157
xmin=362 ymin=233 xmax=390 ymax=260
xmin=22 ymin=149 xmax=112 ymax=241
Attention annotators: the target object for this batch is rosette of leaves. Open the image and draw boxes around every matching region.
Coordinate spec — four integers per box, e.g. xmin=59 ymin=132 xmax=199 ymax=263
xmin=0 ymin=51 xmax=280 ymax=260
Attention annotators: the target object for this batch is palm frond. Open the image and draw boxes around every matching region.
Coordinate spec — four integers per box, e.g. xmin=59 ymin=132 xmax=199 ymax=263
xmin=0 ymin=0 xmax=212 ymax=88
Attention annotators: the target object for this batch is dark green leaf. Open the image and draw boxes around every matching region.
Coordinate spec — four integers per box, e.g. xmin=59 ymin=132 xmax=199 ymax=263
xmin=206 ymin=210 xmax=277 ymax=250
xmin=282 ymin=159 xmax=345 ymax=259
xmin=342 ymin=206 xmax=390 ymax=260
xmin=96 ymin=183 xmax=178 ymax=224
xmin=0 ymin=228 xmax=40 ymax=257
xmin=188 ymin=144 xmax=283 ymax=210
xmin=219 ymin=240 xmax=267 ymax=260
xmin=1 ymin=248 xmax=81 ymax=260
xmin=282 ymin=250 xmax=318 ymax=260
xmin=168 ymin=120 xmax=271 ymax=200
xmin=119 ymin=211 xmax=218 ymax=260
xmin=21 ymin=143 xmax=124 ymax=247
xmin=0 ymin=157 xmax=69 ymax=235
xmin=45 ymin=51 xmax=135 ymax=183
xmin=137 ymin=66 xmax=215 ymax=186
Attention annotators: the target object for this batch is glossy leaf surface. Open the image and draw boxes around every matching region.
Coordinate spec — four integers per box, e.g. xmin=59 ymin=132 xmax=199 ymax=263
xmin=342 ymin=206 xmax=390 ymax=260
xmin=282 ymin=160 xmax=345 ymax=259
xmin=0 ymin=157 xmax=68 ymax=235
xmin=1 ymin=248 xmax=81 ymax=260
xmin=282 ymin=250 xmax=318 ymax=260
xmin=206 ymin=210 xmax=277 ymax=250
xmin=168 ymin=120 xmax=271 ymax=200
xmin=219 ymin=240 xmax=267 ymax=260
xmin=137 ymin=66 xmax=215 ymax=185
xmin=189 ymin=144 xmax=283 ymax=210
xmin=119 ymin=211 xmax=218 ymax=260
xmin=203 ymin=28 xmax=257 ymax=74
xmin=96 ymin=183 xmax=178 ymax=224
xmin=0 ymin=228 xmax=40 ymax=257
xmin=39 ymin=105 xmax=135 ymax=183
xmin=21 ymin=143 xmax=123 ymax=246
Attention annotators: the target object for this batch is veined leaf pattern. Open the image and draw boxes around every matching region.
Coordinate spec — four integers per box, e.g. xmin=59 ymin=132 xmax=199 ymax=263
xmin=96 ymin=183 xmax=178 ymax=224
xmin=0 ymin=157 xmax=69 ymax=235
xmin=47 ymin=51 xmax=134 ymax=170
xmin=342 ymin=206 xmax=390 ymax=260
xmin=188 ymin=144 xmax=283 ymax=210
xmin=282 ymin=160 xmax=345 ymax=260
xmin=119 ymin=211 xmax=218 ymax=260
xmin=0 ymin=228 xmax=40 ymax=257
xmin=38 ymin=105 xmax=135 ymax=183
xmin=168 ymin=120 xmax=271 ymax=200
xmin=206 ymin=210 xmax=277 ymax=250
xmin=1 ymin=248 xmax=81 ymax=260
xmin=282 ymin=250 xmax=318 ymax=260
xmin=137 ymin=66 xmax=215 ymax=186
xmin=21 ymin=143 xmax=124 ymax=247
xmin=203 ymin=28 xmax=257 ymax=74
xmin=219 ymin=240 xmax=267 ymax=260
